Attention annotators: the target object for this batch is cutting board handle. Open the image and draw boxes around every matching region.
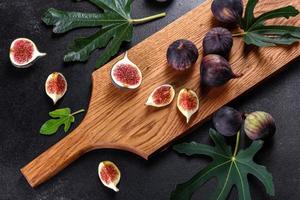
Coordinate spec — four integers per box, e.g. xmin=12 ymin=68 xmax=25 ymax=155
xmin=20 ymin=127 xmax=92 ymax=188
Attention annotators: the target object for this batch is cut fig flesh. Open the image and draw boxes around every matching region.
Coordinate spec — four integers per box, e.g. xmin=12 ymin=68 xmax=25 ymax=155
xmin=9 ymin=38 xmax=46 ymax=68
xmin=98 ymin=161 xmax=121 ymax=192
xmin=111 ymin=52 xmax=142 ymax=89
xmin=146 ymin=84 xmax=175 ymax=107
xmin=45 ymin=72 xmax=67 ymax=104
xmin=177 ymin=88 xmax=199 ymax=123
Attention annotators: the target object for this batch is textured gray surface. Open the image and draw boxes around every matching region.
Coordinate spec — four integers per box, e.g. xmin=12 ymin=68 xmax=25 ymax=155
xmin=0 ymin=0 xmax=300 ymax=199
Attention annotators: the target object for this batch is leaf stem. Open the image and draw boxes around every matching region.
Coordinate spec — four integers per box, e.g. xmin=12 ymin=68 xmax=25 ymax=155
xmin=130 ymin=12 xmax=167 ymax=25
xmin=233 ymin=131 xmax=241 ymax=157
xmin=71 ymin=109 xmax=85 ymax=116
xmin=232 ymin=32 xmax=247 ymax=37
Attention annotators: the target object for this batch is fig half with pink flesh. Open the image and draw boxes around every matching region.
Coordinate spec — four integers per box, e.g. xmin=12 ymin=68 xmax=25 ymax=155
xmin=98 ymin=161 xmax=121 ymax=192
xmin=146 ymin=84 xmax=175 ymax=107
xmin=45 ymin=72 xmax=68 ymax=104
xmin=9 ymin=38 xmax=46 ymax=68
xmin=177 ymin=88 xmax=199 ymax=123
xmin=111 ymin=52 xmax=142 ymax=90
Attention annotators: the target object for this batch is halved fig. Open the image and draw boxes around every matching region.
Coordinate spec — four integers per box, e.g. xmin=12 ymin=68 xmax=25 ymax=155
xmin=111 ymin=52 xmax=142 ymax=89
xmin=9 ymin=38 xmax=46 ymax=68
xmin=45 ymin=72 xmax=67 ymax=104
xmin=146 ymin=84 xmax=175 ymax=107
xmin=177 ymin=88 xmax=199 ymax=123
xmin=98 ymin=161 xmax=121 ymax=192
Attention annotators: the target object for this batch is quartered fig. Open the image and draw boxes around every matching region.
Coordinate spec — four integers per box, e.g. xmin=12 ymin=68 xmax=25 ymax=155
xmin=98 ymin=161 xmax=121 ymax=192
xmin=177 ymin=89 xmax=199 ymax=123
xmin=203 ymin=27 xmax=233 ymax=57
xmin=213 ymin=106 xmax=243 ymax=136
xmin=244 ymin=111 xmax=276 ymax=140
xmin=146 ymin=84 xmax=175 ymax=107
xmin=201 ymin=54 xmax=242 ymax=87
xmin=167 ymin=39 xmax=199 ymax=71
xmin=211 ymin=0 xmax=244 ymax=25
xmin=111 ymin=52 xmax=142 ymax=90
xmin=9 ymin=38 xmax=46 ymax=68
xmin=45 ymin=72 xmax=67 ymax=104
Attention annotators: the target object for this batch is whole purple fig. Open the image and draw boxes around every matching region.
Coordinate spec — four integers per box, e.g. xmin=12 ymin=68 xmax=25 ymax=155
xmin=200 ymin=54 xmax=242 ymax=87
xmin=167 ymin=39 xmax=199 ymax=71
xmin=203 ymin=27 xmax=233 ymax=57
xmin=211 ymin=0 xmax=244 ymax=25
xmin=213 ymin=106 xmax=243 ymax=136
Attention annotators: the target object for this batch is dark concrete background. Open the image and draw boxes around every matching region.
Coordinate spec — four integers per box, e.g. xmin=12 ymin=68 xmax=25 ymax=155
xmin=0 ymin=0 xmax=299 ymax=199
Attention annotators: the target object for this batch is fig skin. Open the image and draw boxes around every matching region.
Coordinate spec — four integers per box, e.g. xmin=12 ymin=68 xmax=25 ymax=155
xmin=200 ymin=54 xmax=242 ymax=87
xmin=213 ymin=106 xmax=244 ymax=137
xmin=167 ymin=39 xmax=199 ymax=71
xmin=211 ymin=0 xmax=244 ymax=25
xmin=244 ymin=111 xmax=276 ymax=140
xmin=203 ymin=27 xmax=233 ymax=57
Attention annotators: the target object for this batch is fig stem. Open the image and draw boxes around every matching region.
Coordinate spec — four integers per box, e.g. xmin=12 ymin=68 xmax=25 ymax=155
xmin=232 ymin=32 xmax=247 ymax=37
xmin=233 ymin=131 xmax=241 ymax=157
xmin=130 ymin=12 xmax=167 ymax=25
xmin=71 ymin=109 xmax=85 ymax=116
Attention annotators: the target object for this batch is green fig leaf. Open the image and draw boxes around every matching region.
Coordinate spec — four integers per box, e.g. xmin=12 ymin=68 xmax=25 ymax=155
xmin=42 ymin=0 xmax=165 ymax=68
xmin=240 ymin=0 xmax=300 ymax=47
xmin=171 ymin=129 xmax=274 ymax=200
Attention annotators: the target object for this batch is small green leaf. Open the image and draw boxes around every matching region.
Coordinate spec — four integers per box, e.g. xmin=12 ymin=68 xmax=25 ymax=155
xmin=39 ymin=108 xmax=84 ymax=136
xmin=49 ymin=108 xmax=71 ymax=118
xmin=171 ymin=129 xmax=274 ymax=200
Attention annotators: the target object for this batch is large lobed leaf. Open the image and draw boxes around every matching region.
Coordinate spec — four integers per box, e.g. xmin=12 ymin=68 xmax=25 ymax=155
xmin=240 ymin=0 xmax=300 ymax=47
xmin=42 ymin=0 xmax=135 ymax=68
xmin=171 ymin=129 xmax=274 ymax=200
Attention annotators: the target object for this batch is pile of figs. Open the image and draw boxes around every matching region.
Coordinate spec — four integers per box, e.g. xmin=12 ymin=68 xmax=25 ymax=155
xmin=109 ymin=0 xmax=247 ymax=123
xmin=213 ymin=106 xmax=276 ymax=140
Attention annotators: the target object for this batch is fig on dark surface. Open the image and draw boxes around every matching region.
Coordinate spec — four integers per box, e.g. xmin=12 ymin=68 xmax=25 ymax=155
xmin=98 ymin=161 xmax=121 ymax=192
xmin=111 ymin=52 xmax=142 ymax=90
xmin=167 ymin=39 xmax=199 ymax=71
xmin=10 ymin=38 xmax=46 ymax=68
xmin=244 ymin=111 xmax=276 ymax=140
xmin=211 ymin=0 xmax=244 ymax=25
xmin=146 ymin=84 xmax=175 ymax=107
xmin=200 ymin=54 xmax=242 ymax=87
xmin=213 ymin=106 xmax=243 ymax=136
xmin=45 ymin=72 xmax=68 ymax=104
xmin=203 ymin=27 xmax=233 ymax=57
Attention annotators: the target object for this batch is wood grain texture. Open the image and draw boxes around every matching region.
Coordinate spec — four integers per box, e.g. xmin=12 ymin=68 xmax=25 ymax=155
xmin=21 ymin=0 xmax=300 ymax=187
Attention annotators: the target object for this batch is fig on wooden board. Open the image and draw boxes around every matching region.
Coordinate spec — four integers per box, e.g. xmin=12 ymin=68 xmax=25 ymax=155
xmin=45 ymin=72 xmax=67 ymax=104
xmin=177 ymin=88 xmax=199 ymax=123
xmin=9 ymin=38 xmax=46 ymax=68
xmin=167 ymin=39 xmax=199 ymax=71
xmin=98 ymin=161 xmax=121 ymax=192
xmin=203 ymin=27 xmax=233 ymax=57
xmin=211 ymin=0 xmax=244 ymax=25
xmin=201 ymin=54 xmax=242 ymax=87
xmin=111 ymin=52 xmax=142 ymax=90
xmin=146 ymin=84 xmax=175 ymax=107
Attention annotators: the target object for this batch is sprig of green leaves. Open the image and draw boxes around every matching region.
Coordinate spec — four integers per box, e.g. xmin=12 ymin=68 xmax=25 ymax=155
xmin=40 ymin=108 xmax=85 ymax=135
xmin=171 ymin=129 xmax=274 ymax=200
xmin=237 ymin=0 xmax=300 ymax=46
xmin=42 ymin=0 xmax=166 ymax=68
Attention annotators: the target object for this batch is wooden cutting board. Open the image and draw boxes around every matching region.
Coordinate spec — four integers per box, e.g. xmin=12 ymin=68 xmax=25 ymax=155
xmin=21 ymin=0 xmax=300 ymax=188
